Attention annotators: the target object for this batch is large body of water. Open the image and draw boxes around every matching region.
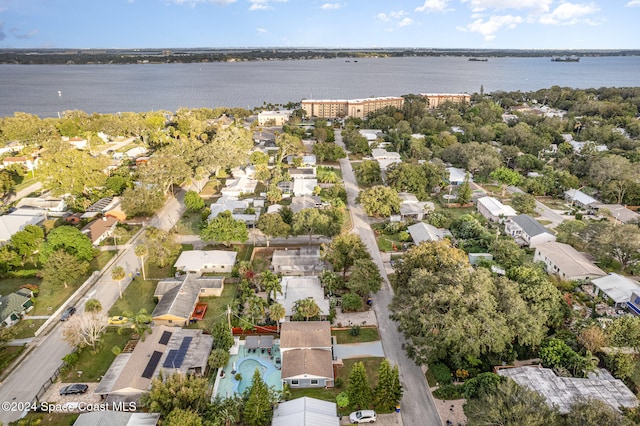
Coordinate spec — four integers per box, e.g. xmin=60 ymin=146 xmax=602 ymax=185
xmin=1 ymin=56 xmax=639 ymax=118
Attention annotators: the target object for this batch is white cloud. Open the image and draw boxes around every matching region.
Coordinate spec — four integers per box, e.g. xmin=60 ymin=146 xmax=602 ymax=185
xmin=415 ymin=0 xmax=452 ymax=13
xmin=256 ymin=27 xmax=267 ymax=33
xmin=398 ymin=17 xmax=414 ymax=27
xmin=538 ymin=2 xmax=600 ymax=25
xmin=461 ymin=0 xmax=551 ymax=13
xmin=457 ymin=14 xmax=523 ymax=41
xmin=390 ymin=10 xmax=407 ymax=19
xmin=167 ymin=0 xmax=237 ymax=5
xmin=375 ymin=13 xmax=390 ymax=22
xmin=321 ymin=3 xmax=342 ymax=10
xmin=627 ymin=0 xmax=640 ymax=6
xmin=248 ymin=0 xmax=287 ymax=11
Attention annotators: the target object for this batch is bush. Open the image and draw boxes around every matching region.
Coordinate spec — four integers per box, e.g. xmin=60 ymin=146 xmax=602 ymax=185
xmin=62 ymin=352 xmax=79 ymax=367
xmin=341 ymin=293 xmax=363 ymax=312
xmin=350 ymin=325 xmax=361 ymax=337
xmin=429 ymin=362 xmax=453 ymax=385
xmin=336 ymin=391 xmax=349 ymax=408
xmin=335 ymin=378 xmax=344 ymax=388
xmin=433 ymin=384 xmax=463 ymax=400
xmin=462 ymin=372 xmax=504 ymax=399
xmin=235 ymin=373 xmax=242 ymax=381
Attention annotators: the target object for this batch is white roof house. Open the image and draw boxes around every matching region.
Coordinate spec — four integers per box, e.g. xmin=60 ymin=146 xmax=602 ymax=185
xmin=220 ymin=176 xmax=258 ymax=198
xmin=277 ymin=276 xmax=329 ymax=319
xmin=293 ymin=178 xmax=317 ymax=196
xmin=0 ymin=208 xmax=46 ymax=244
xmin=272 ymin=397 xmax=339 ymax=426
xmin=564 ymin=189 xmax=599 ymax=208
xmin=591 ymin=273 xmax=640 ymax=307
xmin=398 ymin=192 xmax=434 ymax=221
xmin=476 ymin=196 xmax=517 ymax=222
xmin=407 ymin=222 xmax=452 ymax=245
xmin=446 ymin=167 xmax=471 ymax=185
xmin=498 ymin=366 xmax=638 ymax=414
xmin=594 ymin=204 xmax=640 ymax=224
xmin=174 ymin=250 xmax=238 ymax=274
xmin=258 ymin=110 xmax=293 ymax=126
xmin=534 ymin=242 xmax=606 ymax=281
xmin=208 ymin=196 xmax=260 ymax=225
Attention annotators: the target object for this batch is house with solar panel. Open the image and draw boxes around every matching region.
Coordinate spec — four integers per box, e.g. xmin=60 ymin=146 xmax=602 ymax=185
xmin=95 ymin=326 xmax=212 ymax=404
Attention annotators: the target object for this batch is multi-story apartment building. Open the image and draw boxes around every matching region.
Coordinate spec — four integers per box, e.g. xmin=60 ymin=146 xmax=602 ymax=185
xmin=301 ymin=96 xmax=404 ymax=119
xmin=420 ymin=93 xmax=471 ymax=108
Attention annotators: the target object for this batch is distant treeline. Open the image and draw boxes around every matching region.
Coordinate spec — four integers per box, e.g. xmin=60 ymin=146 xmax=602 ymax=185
xmin=1 ymin=48 xmax=639 ymax=65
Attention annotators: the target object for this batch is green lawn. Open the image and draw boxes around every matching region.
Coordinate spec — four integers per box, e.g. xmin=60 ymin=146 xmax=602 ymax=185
xmin=60 ymin=330 xmax=132 ymax=383
xmin=0 ymin=345 xmax=25 ymax=376
xmin=89 ymin=250 xmax=116 ymax=271
xmin=11 ymin=319 xmax=46 ymax=339
xmin=13 ymin=411 xmax=79 ymax=426
xmin=289 ymin=387 xmax=337 ymax=403
xmin=376 ymin=233 xmax=405 ymax=253
xmin=100 ymin=225 xmax=142 ymax=246
xmin=201 ymin=179 xmax=222 ymax=198
xmin=236 ymin=244 xmax=254 ymax=263
xmin=176 ymin=211 xmax=203 ymax=235
xmin=333 ymin=327 xmax=380 ymax=344
xmin=0 ymin=277 xmax=40 ymax=298
xmin=108 ymin=277 xmax=157 ymax=317
xmin=31 ymin=279 xmax=83 ymax=316
xmin=190 ymin=282 xmax=238 ymax=330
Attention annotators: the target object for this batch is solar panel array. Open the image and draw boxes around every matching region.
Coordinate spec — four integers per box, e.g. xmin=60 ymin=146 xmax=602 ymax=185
xmin=142 ymin=351 xmax=163 ymax=379
xmin=159 ymin=331 xmax=172 ymax=345
xmin=163 ymin=336 xmax=193 ymax=369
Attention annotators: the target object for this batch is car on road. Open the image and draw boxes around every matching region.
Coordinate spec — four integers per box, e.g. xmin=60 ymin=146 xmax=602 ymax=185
xmin=59 ymin=384 xmax=88 ymax=395
xmin=349 ymin=410 xmax=377 ymax=423
xmin=60 ymin=306 xmax=76 ymax=321
xmin=108 ymin=316 xmax=128 ymax=325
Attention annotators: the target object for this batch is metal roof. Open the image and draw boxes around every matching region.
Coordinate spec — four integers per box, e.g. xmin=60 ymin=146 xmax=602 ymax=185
xmin=272 ymin=397 xmax=339 ymax=426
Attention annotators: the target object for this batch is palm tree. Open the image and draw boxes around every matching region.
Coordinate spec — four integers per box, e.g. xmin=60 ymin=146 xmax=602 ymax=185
xmin=268 ymin=303 xmax=286 ymax=333
xmin=294 ymin=298 xmax=320 ymax=321
xmin=134 ymin=244 xmax=148 ymax=280
xmin=111 ymin=266 xmax=126 ymax=299
xmin=260 ymin=271 xmax=282 ymax=302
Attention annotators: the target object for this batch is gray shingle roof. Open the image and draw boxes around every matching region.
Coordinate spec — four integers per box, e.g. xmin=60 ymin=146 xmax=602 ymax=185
xmin=152 ymin=274 xmax=223 ymax=320
xmin=512 ymin=214 xmax=552 ymax=237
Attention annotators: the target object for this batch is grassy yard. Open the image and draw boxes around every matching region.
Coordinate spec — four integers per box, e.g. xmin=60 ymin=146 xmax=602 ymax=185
xmin=333 ymin=327 xmax=380 ymax=344
xmin=201 ymin=179 xmax=222 ymax=198
xmin=31 ymin=279 xmax=84 ymax=316
xmin=12 ymin=319 xmax=46 ymax=339
xmin=60 ymin=330 xmax=132 ymax=383
xmin=100 ymin=225 xmax=142 ymax=246
xmin=89 ymin=250 xmax=116 ymax=271
xmin=0 ymin=345 xmax=25 ymax=376
xmin=14 ymin=412 xmax=79 ymax=426
xmin=176 ymin=211 xmax=203 ymax=235
xmin=376 ymin=233 xmax=406 ymax=253
xmin=108 ymin=277 xmax=157 ymax=317
xmin=289 ymin=387 xmax=337 ymax=403
xmin=0 ymin=277 xmax=40 ymax=298
xmin=188 ymin=282 xmax=238 ymax=330
xmin=236 ymin=244 xmax=255 ymax=263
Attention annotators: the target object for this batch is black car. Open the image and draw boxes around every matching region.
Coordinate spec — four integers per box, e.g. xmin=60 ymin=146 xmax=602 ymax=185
xmin=60 ymin=306 xmax=76 ymax=321
xmin=59 ymin=384 xmax=88 ymax=395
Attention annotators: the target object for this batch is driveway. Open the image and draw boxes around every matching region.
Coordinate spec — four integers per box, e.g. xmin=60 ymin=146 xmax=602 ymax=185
xmin=334 ymin=341 xmax=385 ymax=359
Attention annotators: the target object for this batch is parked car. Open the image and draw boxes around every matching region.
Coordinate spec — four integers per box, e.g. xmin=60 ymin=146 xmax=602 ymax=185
xmin=60 ymin=306 xmax=76 ymax=321
xmin=59 ymin=384 xmax=88 ymax=395
xmin=349 ymin=410 xmax=377 ymax=424
xmin=108 ymin=316 xmax=128 ymax=325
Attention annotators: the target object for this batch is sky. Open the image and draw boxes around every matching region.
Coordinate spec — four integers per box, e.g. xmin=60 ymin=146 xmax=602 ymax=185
xmin=0 ymin=0 xmax=639 ymax=50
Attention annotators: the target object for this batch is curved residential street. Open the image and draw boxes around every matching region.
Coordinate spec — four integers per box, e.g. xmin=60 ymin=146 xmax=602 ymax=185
xmin=335 ymin=130 xmax=442 ymax=426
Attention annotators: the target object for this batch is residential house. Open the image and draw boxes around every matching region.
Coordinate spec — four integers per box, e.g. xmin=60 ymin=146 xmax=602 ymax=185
xmin=258 ymin=110 xmax=293 ymax=126
xmin=290 ymin=195 xmax=323 ymax=213
xmin=407 ymin=222 xmax=452 ymax=245
xmin=280 ymin=321 xmax=334 ymax=388
xmin=287 ymin=155 xmax=317 ymax=167
xmin=74 ymin=412 xmax=160 ymax=426
xmin=220 ymin=176 xmax=258 ymax=198
xmin=398 ymin=192 xmax=434 ymax=221
xmin=534 ymin=242 xmax=606 ymax=281
xmin=591 ymin=274 xmax=640 ymax=309
xmin=359 ymin=129 xmax=382 ymax=145
xmin=371 ymin=148 xmax=402 ymax=171
xmin=95 ymin=326 xmax=212 ymax=403
xmin=174 ymin=250 xmax=237 ymax=274
xmin=271 ymin=247 xmax=326 ymax=276
xmin=445 ymin=167 xmax=472 ymax=186
xmin=0 ymin=289 xmax=34 ymax=327
xmin=505 ymin=214 xmax=556 ymax=248
xmin=594 ymin=204 xmax=640 ymax=225
xmin=476 ymin=196 xmax=517 ymax=222
xmin=152 ymin=274 xmax=225 ymax=326
xmin=66 ymin=137 xmax=88 ymax=150
xmin=81 ymin=216 xmax=119 ymax=246
xmin=16 ymin=197 xmax=66 ymax=213
xmin=289 ymin=168 xmax=318 ymax=197
xmin=208 ymin=196 xmax=260 ymax=225
xmin=2 ymin=156 xmax=37 ymax=172
xmin=272 ymin=397 xmax=339 ymax=426
xmin=627 ymin=291 xmax=640 ymax=316
xmin=0 ymin=208 xmax=46 ymax=245
xmin=498 ymin=366 xmax=638 ymax=414
xmin=125 ymin=146 xmax=148 ymax=159
xmin=276 ymin=276 xmax=329 ymax=320
xmin=564 ymin=189 xmax=599 ymax=210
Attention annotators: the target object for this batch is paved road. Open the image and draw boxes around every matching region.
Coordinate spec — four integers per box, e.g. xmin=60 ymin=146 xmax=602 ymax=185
xmin=6 ymin=181 xmax=43 ymax=204
xmin=0 ymin=191 xmax=176 ymax=424
xmin=508 ymin=185 xmax=566 ymax=228
xmin=335 ymin=130 xmax=442 ymax=426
